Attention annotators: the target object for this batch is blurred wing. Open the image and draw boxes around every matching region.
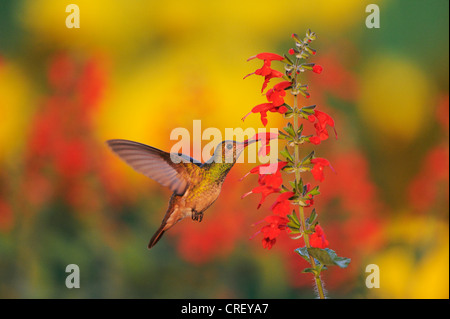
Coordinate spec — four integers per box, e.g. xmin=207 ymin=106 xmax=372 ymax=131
xmin=106 ymin=139 xmax=201 ymax=195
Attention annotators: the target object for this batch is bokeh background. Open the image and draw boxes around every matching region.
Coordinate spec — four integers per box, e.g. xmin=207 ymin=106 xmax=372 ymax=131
xmin=0 ymin=0 xmax=448 ymax=299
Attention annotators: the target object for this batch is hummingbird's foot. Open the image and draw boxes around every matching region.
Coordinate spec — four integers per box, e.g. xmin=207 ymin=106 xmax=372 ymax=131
xmin=191 ymin=210 xmax=203 ymax=222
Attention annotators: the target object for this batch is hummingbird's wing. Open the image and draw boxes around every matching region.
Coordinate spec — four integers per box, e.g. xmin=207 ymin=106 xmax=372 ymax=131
xmin=106 ymin=139 xmax=202 ymax=195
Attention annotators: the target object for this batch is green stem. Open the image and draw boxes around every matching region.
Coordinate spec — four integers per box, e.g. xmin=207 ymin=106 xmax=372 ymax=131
xmin=292 ymin=94 xmax=326 ymax=299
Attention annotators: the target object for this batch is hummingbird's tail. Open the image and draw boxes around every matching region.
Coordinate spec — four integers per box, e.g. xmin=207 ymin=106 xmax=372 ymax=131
xmin=148 ymin=225 xmax=166 ymax=249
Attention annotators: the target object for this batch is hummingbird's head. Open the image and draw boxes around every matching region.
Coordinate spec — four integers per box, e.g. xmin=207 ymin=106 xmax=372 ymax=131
xmin=213 ymin=139 xmax=256 ymax=164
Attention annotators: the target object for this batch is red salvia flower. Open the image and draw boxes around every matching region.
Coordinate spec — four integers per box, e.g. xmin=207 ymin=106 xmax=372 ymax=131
xmin=266 ymin=81 xmax=292 ymax=106
xmin=242 ymin=81 xmax=292 ymax=126
xmin=244 ymin=52 xmax=284 ymax=92
xmin=256 ymin=215 xmax=289 ymax=250
xmin=240 ymin=161 xmax=287 ymax=181
xmin=310 ymin=157 xmax=333 ymax=182
xmin=242 ymin=103 xmax=288 ymax=127
xmin=308 ymin=109 xmax=337 ymax=144
xmin=241 ymin=162 xmax=287 ymax=208
xmin=309 ymin=225 xmax=329 ymax=249
xmin=271 ymin=191 xmax=294 ymax=217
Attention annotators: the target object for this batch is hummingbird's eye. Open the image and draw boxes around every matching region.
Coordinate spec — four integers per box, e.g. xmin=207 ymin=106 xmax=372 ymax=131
xmin=226 ymin=143 xmax=233 ymax=150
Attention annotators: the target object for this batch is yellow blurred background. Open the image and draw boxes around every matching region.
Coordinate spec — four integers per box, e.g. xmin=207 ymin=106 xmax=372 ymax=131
xmin=0 ymin=0 xmax=448 ymax=298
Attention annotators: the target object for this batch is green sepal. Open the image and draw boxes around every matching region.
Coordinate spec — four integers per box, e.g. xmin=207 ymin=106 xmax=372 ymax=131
xmin=306 ymin=29 xmax=317 ymax=41
xmin=292 ymin=33 xmax=302 ymax=43
xmin=300 ymin=104 xmax=317 ymax=115
xmin=280 ymin=146 xmax=294 ymax=163
xmin=300 ymin=63 xmax=314 ymax=71
xmin=307 ymin=185 xmax=320 ymax=197
xmin=283 ymin=122 xmax=296 ymax=138
xmin=283 ymin=111 xmax=294 ymax=119
xmin=297 ymin=178 xmax=303 ymax=193
xmin=297 ymin=123 xmax=304 ymax=137
xmin=287 ymin=211 xmax=301 ymax=234
xmin=282 ymin=164 xmax=295 ymax=174
xmin=278 ymin=130 xmax=290 ymax=140
xmin=301 ymin=150 xmax=315 ymax=165
xmin=283 ymin=54 xmax=294 ymax=65
xmin=307 ymin=209 xmax=318 ymax=226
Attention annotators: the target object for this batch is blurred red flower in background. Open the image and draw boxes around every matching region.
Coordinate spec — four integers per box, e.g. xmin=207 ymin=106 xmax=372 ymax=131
xmin=21 ymin=53 xmax=126 ymax=219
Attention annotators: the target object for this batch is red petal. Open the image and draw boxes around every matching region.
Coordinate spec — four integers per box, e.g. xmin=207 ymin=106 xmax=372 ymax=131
xmin=311 ymin=158 xmax=330 ymax=166
xmin=273 ymin=81 xmax=292 ymax=91
xmin=255 ymin=52 xmax=284 ymax=61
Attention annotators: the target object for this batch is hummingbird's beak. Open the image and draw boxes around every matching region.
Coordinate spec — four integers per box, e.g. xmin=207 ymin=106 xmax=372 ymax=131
xmin=235 ymin=138 xmax=256 ymax=159
xmin=243 ymin=138 xmax=257 ymax=148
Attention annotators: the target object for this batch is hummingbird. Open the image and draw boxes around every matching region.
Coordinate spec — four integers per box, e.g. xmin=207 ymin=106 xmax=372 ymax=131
xmin=106 ymin=138 xmax=255 ymax=249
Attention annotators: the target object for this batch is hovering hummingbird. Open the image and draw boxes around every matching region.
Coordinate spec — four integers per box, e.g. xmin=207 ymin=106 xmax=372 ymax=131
xmin=106 ymin=138 xmax=255 ymax=249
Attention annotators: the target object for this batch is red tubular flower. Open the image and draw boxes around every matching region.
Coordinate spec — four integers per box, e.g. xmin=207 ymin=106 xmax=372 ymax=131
xmin=266 ymin=81 xmax=292 ymax=106
xmin=271 ymin=191 xmax=294 ymax=217
xmin=240 ymin=161 xmax=287 ymax=181
xmin=241 ymin=162 xmax=287 ymax=208
xmin=244 ymin=52 xmax=284 ymax=92
xmin=258 ymin=215 xmax=289 ymax=250
xmin=309 ymin=225 xmax=329 ymax=249
xmin=308 ymin=109 xmax=337 ymax=144
xmin=310 ymin=157 xmax=333 ymax=182
xmin=242 ymin=102 xmax=288 ymax=127
xmin=242 ymin=81 xmax=292 ymax=126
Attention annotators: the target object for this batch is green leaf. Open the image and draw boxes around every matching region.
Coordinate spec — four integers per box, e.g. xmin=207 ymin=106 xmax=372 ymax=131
xmin=307 ymin=248 xmax=351 ymax=268
xmin=295 ymin=247 xmax=310 ymax=263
